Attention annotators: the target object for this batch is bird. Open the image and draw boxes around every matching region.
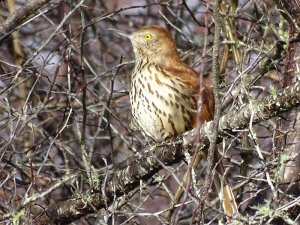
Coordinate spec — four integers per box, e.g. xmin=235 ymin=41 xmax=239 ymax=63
xmin=114 ymin=25 xmax=237 ymax=219
xmin=115 ymin=25 xmax=215 ymax=141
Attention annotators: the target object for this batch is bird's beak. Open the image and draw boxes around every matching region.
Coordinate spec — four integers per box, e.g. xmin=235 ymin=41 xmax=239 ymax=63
xmin=109 ymin=28 xmax=131 ymax=39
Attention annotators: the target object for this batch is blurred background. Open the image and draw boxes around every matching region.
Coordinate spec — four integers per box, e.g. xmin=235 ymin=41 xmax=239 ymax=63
xmin=1 ymin=0 xmax=299 ymax=224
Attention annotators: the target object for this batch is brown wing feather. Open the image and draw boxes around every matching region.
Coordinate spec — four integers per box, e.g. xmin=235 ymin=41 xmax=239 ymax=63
xmin=165 ymin=62 xmax=215 ymax=126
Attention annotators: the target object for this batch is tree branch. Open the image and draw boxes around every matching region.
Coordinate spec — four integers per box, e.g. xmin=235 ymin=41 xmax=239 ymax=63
xmin=39 ymin=79 xmax=300 ymax=224
xmin=195 ymin=0 xmax=222 ymax=221
xmin=0 ymin=0 xmax=63 ymax=39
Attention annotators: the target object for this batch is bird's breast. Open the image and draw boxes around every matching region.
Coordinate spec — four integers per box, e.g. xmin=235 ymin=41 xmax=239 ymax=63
xmin=130 ymin=62 xmax=197 ymax=141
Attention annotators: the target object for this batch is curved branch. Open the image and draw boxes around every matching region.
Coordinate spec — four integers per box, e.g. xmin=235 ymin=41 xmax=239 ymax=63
xmin=38 ymin=79 xmax=300 ymax=224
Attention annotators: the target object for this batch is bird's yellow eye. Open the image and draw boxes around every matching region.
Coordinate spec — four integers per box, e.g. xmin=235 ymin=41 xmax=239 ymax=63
xmin=144 ymin=33 xmax=152 ymax=40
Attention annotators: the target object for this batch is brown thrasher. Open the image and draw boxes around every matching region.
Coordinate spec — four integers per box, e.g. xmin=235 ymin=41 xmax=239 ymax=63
xmin=115 ymin=25 xmax=237 ymax=219
xmin=119 ymin=25 xmax=214 ymax=140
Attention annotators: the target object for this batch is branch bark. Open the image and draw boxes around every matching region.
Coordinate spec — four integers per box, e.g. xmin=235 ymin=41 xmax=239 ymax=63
xmin=274 ymin=0 xmax=300 ymax=205
xmin=40 ymin=79 xmax=300 ymax=224
xmin=0 ymin=0 xmax=63 ymax=38
xmin=196 ymin=0 xmax=222 ymax=221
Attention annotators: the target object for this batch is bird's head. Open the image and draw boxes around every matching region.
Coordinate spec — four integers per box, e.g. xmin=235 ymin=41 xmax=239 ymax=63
xmin=113 ymin=25 xmax=180 ymax=65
